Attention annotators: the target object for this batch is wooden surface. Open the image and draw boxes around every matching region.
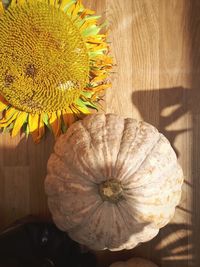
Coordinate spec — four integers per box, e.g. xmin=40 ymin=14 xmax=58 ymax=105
xmin=0 ymin=0 xmax=199 ymax=266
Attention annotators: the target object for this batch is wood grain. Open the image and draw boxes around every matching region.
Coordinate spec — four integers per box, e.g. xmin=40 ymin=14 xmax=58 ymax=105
xmin=0 ymin=0 xmax=199 ymax=266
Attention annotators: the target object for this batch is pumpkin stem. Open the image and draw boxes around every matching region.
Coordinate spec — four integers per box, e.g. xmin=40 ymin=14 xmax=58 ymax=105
xmin=99 ymin=179 xmax=124 ymax=203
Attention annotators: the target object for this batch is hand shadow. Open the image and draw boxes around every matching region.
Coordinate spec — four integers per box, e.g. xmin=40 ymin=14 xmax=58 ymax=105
xmin=132 ymin=86 xmax=194 ymax=157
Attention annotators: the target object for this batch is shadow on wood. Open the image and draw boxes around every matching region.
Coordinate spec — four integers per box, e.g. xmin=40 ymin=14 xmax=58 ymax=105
xmin=0 ymin=132 xmax=55 ymax=230
xmin=132 ymin=86 xmax=193 ymax=157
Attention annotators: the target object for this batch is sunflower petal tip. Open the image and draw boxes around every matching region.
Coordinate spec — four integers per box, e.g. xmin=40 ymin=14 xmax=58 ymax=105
xmin=0 ymin=1 xmax=4 ymax=14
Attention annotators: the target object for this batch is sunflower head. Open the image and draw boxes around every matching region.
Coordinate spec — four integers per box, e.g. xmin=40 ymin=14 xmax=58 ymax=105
xmin=0 ymin=0 xmax=112 ymax=142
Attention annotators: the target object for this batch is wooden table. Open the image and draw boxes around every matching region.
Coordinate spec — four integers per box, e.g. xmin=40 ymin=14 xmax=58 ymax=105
xmin=0 ymin=0 xmax=199 ymax=266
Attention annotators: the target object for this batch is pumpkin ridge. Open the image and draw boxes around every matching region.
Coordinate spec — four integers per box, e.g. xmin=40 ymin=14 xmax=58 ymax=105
xmin=79 ymin=119 xmax=106 ymax=180
xmin=103 ymin=113 xmax=111 ymax=178
xmin=113 ymin=119 xmax=140 ymax=179
xmin=107 ymin=204 xmax=129 ymax=250
xmin=53 ymin=151 xmax=98 ymax=185
xmin=115 ymin=119 xmax=139 ymax=177
xmin=80 ymin=114 xmax=113 ymax=180
xmin=61 ymin=116 xmax=107 ymax=183
xmin=113 ymin=117 xmax=132 ymax=176
xmin=116 ymin=124 xmax=161 ymax=182
xmin=112 ymin=203 xmax=141 ymax=250
xmin=53 ymin=132 xmax=102 ymax=184
xmin=126 ymin=133 xmax=161 ymax=181
xmin=123 ymin=135 xmax=178 ymax=190
xmin=79 ymin=114 xmax=126 ymax=180
xmin=56 ymin=188 xmax=103 ymax=230
xmin=123 ymin=139 xmax=175 ymax=190
xmin=117 ymin=199 xmax=148 ymax=227
xmin=68 ymin=200 xmax=104 ymax=236
xmin=116 ymin=202 xmax=159 ymax=247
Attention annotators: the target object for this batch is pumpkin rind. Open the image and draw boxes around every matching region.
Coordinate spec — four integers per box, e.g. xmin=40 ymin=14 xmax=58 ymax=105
xmin=45 ymin=113 xmax=183 ymax=251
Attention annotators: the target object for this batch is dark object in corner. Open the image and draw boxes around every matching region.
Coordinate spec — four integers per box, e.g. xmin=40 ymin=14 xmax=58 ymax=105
xmin=0 ymin=217 xmax=96 ymax=267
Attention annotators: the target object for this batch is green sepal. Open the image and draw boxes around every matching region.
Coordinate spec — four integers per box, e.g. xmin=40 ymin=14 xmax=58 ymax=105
xmin=76 ymin=97 xmax=98 ymax=111
xmin=61 ymin=119 xmax=67 ymax=133
xmin=89 ymin=50 xmax=106 ymax=57
xmin=82 ymin=25 xmax=101 ymax=36
xmin=62 ymin=0 xmax=76 ymax=13
xmin=42 ymin=113 xmax=51 ymax=130
xmin=75 ymin=98 xmax=89 ymax=108
xmin=81 ymin=99 xmax=98 ymax=110
xmin=2 ymin=121 xmax=14 ymax=133
xmin=81 ymin=91 xmax=93 ymax=98
xmin=25 ymin=123 xmax=30 ymax=137
xmin=85 ymin=15 xmax=101 ymax=21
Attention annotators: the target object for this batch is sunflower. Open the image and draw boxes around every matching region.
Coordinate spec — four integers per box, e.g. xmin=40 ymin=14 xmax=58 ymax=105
xmin=0 ymin=0 xmax=112 ymax=142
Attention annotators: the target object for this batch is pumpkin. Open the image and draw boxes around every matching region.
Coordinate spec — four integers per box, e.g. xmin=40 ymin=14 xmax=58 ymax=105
xmin=109 ymin=257 xmax=158 ymax=267
xmin=45 ymin=113 xmax=183 ymax=251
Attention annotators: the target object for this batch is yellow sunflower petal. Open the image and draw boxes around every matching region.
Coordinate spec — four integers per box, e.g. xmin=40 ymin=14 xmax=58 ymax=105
xmin=93 ymin=54 xmax=113 ymax=65
xmin=91 ymin=74 xmax=107 ymax=83
xmin=0 ymin=100 xmax=8 ymax=112
xmin=12 ymin=112 xmax=28 ymax=137
xmin=86 ymin=36 xmax=104 ymax=44
xmin=66 ymin=2 xmax=75 ymax=16
xmin=92 ymin=83 xmax=112 ymax=92
xmin=0 ymin=107 xmax=17 ymax=122
xmin=0 ymin=1 xmax=4 ymax=14
xmin=59 ymin=0 xmax=72 ymax=5
xmin=48 ymin=0 xmax=56 ymax=6
xmin=88 ymin=43 xmax=108 ymax=52
xmin=48 ymin=112 xmax=57 ymax=124
xmin=28 ymin=113 xmax=39 ymax=133
xmin=0 ymin=108 xmax=19 ymax=127
xmin=50 ymin=111 xmax=61 ymax=137
xmin=30 ymin=114 xmax=45 ymax=143
xmin=80 ymin=8 xmax=95 ymax=18
xmin=71 ymin=0 xmax=82 ymax=20
xmin=91 ymin=69 xmax=106 ymax=76
xmin=18 ymin=0 xmax=27 ymax=4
